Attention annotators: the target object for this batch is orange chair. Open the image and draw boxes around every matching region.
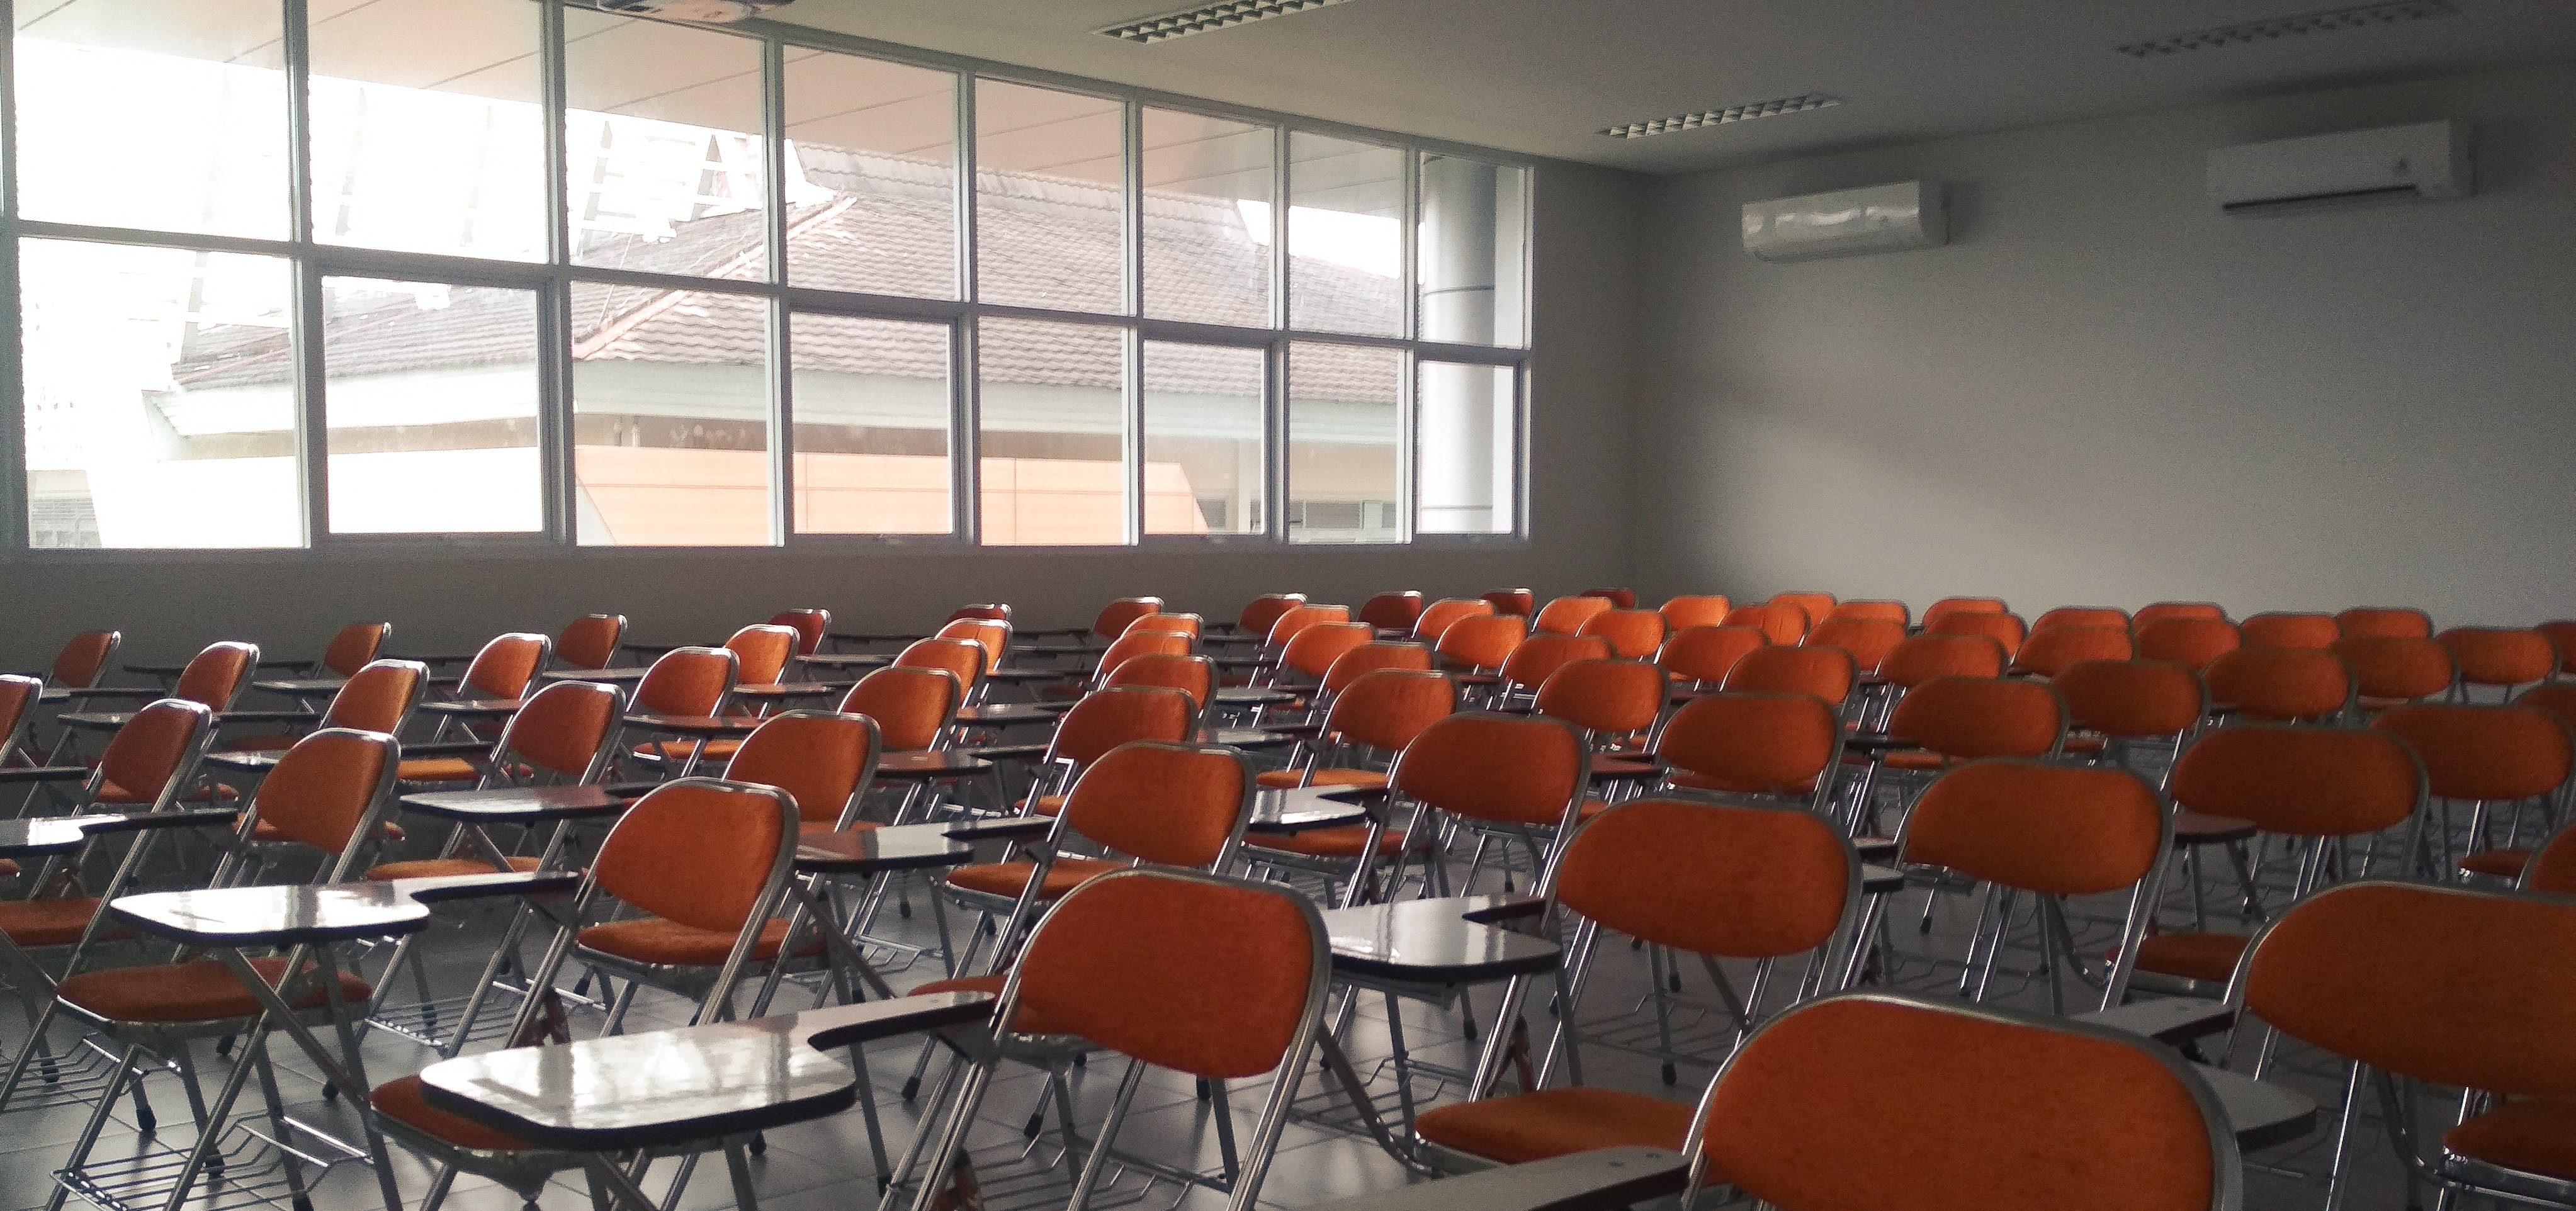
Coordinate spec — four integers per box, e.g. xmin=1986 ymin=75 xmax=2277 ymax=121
xmin=1532 ymin=595 xmax=1614 ymax=636
xmin=1266 ymin=602 xmax=1354 ymax=651
xmin=1437 ymin=613 xmax=1528 ymax=681
xmin=2336 ymin=606 xmax=2433 ymax=641
xmin=1270 ymin=621 xmax=1375 ymax=690
xmin=1358 ymin=591 xmax=1426 ymax=633
xmin=1494 ymin=633 xmax=1612 ymax=704
xmin=218 ymin=658 xmax=429 ymax=755
xmin=2205 ymin=646 xmax=2354 ymax=723
xmin=1319 ymin=641 xmax=1435 ymax=698
xmin=1581 ymin=588 xmax=1639 ymax=609
xmin=624 ymin=646 xmax=742 ymax=773
xmin=0 ymin=700 xmax=218 ymax=971
xmin=1393 ymin=711 xmax=1593 ymax=896
xmin=2053 ymin=659 xmax=2203 ymax=770
xmin=839 ymin=665 xmax=963 ymax=753
xmin=1652 ymin=691 xmax=1841 ymax=813
xmin=1720 ymin=645 xmax=1856 ymax=712
xmin=1768 ymin=592 xmax=1837 ymax=628
xmin=1878 ymin=633 xmax=2007 ymax=690
xmin=951 ymin=604 xmax=1010 ymax=623
xmin=2332 ymin=636 xmax=2455 ymax=708
xmin=2125 ymin=726 xmax=2421 ymax=995
xmin=1578 ymin=609 xmax=1666 ymax=661
xmin=2240 ymin=611 xmax=2341 ymax=650
xmin=725 ymin=709 xmax=883 ymax=836
xmin=1736 ymin=599 xmax=1809 ymax=641
xmin=1481 ymin=589 xmax=1535 ymax=617
xmin=1534 ymin=658 xmax=1668 ymax=799
xmin=1019 ymin=687 xmax=1201 ymax=816
xmin=2011 ymin=624 xmax=2133 ymax=678
xmin=1087 ymin=597 xmax=1167 ymax=643
xmin=2233 ymin=881 xmax=2576 ymax=1210
xmin=934 ymin=616 xmax=1012 ymax=674
xmin=553 ymin=613 xmax=626 ymax=672
xmin=1921 ymin=595 xmax=2008 ymax=629
xmin=1245 ymin=671 xmax=1457 ymax=900
xmin=2033 ymin=606 xmax=2131 ymax=633
xmin=453 ymin=632 xmax=552 ymax=702
xmin=767 ymin=608 xmax=832 ymax=656
xmin=1824 ymin=600 xmax=1910 ymax=628
xmin=1416 ymin=596 xmax=1497 ymax=644
xmin=2136 ymin=617 xmax=2242 ymax=672
xmin=2376 ymin=703 xmax=2575 ymax=880
xmin=1104 ymin=652 xmax=1217 ymax=709
xmin=2438 ymin=625 xmax=2558 ymax=700
xmin=315 ymin=622 xmax=393 ymax=677
xmin=1229 ymin=594 xmax=1306 ymax=639
xmin=37 ymin=629 xmax=120 ymax=690
xmin=60 ymin=640 xmax=260 ymax=719
xmin=1126 ymin=611 xmax=1203 ymax=641
xmin=2134 ymin=601 xmax=2229 ymax=629
xmin=894 ymin=636 xmax=990 ymax=706
xmin=1048 ymin=629 xmax=1192 ymax=700
xmin=1657 ymin=624 xmax=1768 ymax=690
xmin=1927 ymin=609 xmax=2027 ymax=660
xmin=371 ymin=680 xmax=628 ymax=877
xmin=1804 ymin=617 xmax=1904 ymax=676
xmin=723 ymin=622 xmax=801 ymax=689
xmin=2519 ymin=814 xmax=2576 ymax=895
xmin=1659 ymin=594 xmax=1731 ymax=631
xmin=2541 ymin=620 xmax=2576 ymax=677
xmin=1848 ymin=676 xmax=2065 ymax=838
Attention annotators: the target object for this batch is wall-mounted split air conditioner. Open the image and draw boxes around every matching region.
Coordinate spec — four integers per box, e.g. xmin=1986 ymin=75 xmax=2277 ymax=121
xmin=2208 ymin=120 xmax=2470 ymax=214
xmin=1741 ymin=181 xmax=1946 ymax=262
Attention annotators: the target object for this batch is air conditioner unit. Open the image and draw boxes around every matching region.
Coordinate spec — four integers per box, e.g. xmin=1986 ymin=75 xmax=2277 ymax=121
xmin=1741 ymin=181 xmax=1946 ymax=262
xmin=2208 ymin=120 xmax=2468 ymax=215
xmin=582 ymin=0 xmax=789 ymax=21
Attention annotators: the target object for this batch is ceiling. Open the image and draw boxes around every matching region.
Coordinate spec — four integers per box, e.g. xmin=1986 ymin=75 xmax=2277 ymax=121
xmin=772 ymin=0 xmax=2576 ymax=174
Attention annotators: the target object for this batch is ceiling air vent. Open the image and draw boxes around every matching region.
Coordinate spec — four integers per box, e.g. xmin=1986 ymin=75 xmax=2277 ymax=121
xmin=2116 ymin=0 xmax=2456 ymax=58
xmin=1601 ymin=93 xmax=1841 ymax=140
xmin=1097 ymin=0 xmax=1354 ymax=45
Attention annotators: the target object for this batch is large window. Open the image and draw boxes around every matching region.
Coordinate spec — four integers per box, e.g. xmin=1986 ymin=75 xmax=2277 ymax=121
xmin=8 ymin=1 xmax=1529 ymax=552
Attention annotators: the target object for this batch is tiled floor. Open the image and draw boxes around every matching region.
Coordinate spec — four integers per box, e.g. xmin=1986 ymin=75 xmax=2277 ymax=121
xmin=0 ymin=815 xmax=2482 ymax=1211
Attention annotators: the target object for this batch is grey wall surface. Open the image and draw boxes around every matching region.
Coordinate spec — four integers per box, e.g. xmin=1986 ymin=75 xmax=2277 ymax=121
xmin=1633 ymin=62 xmax=2576 ymax=625
xmin=0 ymin=161 xmax=1642 ymax=671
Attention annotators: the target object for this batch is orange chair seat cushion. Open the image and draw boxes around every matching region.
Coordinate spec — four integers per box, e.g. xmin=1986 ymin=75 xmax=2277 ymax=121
xmin=2447 ymin=1098 xmax=2576 ymax=1181
xmin=368 ymin=856 xmax=541 ymax=881
xmin=580 ymin=917 xmax=822 ymax=967
xmin=1415 ymin=1087 xmax=1695 ymax=1166
xmin=371 ymin=1074 xmax=532 ymax=1153
xmin=397 ymin=758 xmax=482 ymax=784
xmin=1252 ymin=768 xmax=1388 ymax=791
xmin=1245 ymin=826 xmax=1404 ymax=859
xmin=635 ymin=739 xmax=743 ymax=763
xmin=58 ymin=957 xmax=372 ymax=1024
xmin=2131 ymin=932 xmax=2250 ymax=984
xmin=0 ymin=897 xmax=126 ymax=948
xmin=944 ymin=858 xmax=1121 ymax=902
xmin=1017 ymin=794 xmax=1069 ymax=817
xmin=2460 ymin=848 xmax=2534 ymax=879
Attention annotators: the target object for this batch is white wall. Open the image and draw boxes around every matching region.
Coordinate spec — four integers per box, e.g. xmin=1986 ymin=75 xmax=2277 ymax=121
xmin=1634 ymin=62 xmax=2576 ymax=625
xmin=1 ymin=161 xmax=1642 ymax=672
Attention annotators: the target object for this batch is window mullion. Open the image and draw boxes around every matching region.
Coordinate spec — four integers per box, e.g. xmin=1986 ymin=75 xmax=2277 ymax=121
xmin=539 ymin=0 xmax=573 ymax=543
xmin=953 ymin=73 xmax=981 ymax=544
xmin=763 ymin=36 xmax=791 ymax=546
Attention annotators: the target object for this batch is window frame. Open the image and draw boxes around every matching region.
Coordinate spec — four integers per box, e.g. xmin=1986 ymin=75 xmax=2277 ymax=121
xmin=0 ymin=0 xmax=1534 ymax=559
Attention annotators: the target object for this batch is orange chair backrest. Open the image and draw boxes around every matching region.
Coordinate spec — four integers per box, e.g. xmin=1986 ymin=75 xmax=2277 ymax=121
xmin=2170 ymin=725 xmax=2421 ymax=838
xmin=1769 ymin=592 xmax=1837 ymax=627
xmin=1012 ymin=870 xmax=1319 ymax=1081
xmin=723 ymin=624 xmax=799 ymax=686
xmin=1722 ymin=644 xmax=1856 ymax=707
xmin=595 ymin=779 xmax=793 ymax=934
xmin=936 ymin=618 xmax=1012 ymax=670
xmin=767 ymin=609 xmax=831 ymax=656
xmin=1890 ymin=676 xmax=2065 ymax=761
xmin=2033 ymin=606 xmax=2130 ymax=633
xmin=1095 ymin=631 xmax=1192 ymax=682
xmin=321 ymin=623 xmax=392 ymax=677
xmin=1093 ymin=597 xmax=1166 ymax=641
xmin=1357 ymin=592 xmax=1425 ymax=631
xmin=1557 ymin=799 xmax=1850 ymax=960
xmin=1921 ymin=596 xmax=2008 ymax=629
xmin=322 ymin=660 xmax=427 ymax=733
xmin=555 ymin=614 xmax=626 ymax=670
xmin=1824 ymin=600 xmax=1911 ymax=628
xmin=2240 ymin=612 xmax=2341 ymax=651
xmin=1654 ymin=692 xmax=1839 ymax=797
xmin=1393 ymin=712 xmax=1587 ymax=829
xmin=1578 ymin=609 xmax=1667 ymax=660
xmin=2524 ymin=820 xmax=2576 ymax=896
xmin=1699 ymin=994 xmax=2223 ymax=1211
xmin=1104 ymin=653 xmax=1217 ymax=710
xmin=725 ymin=711 xmax=878 ymax=826
xmin=2205 ymin=647 xmax=2352 ymax=723
xmin=1535 ymin=658 xmax=1669 ymax=737
xmin=951 ymin=604 xmax=1012 ymax=622
xmin=462 ymin=633 xmax=550 ymax=699
xmin=1236 ymin=594 xmax=1306 ymax=636
xmin=2519 ymin=682 xmax=2576 ymax=738
xmin=2053 ymin=660 xmax=2203 ymax=741
xmin=1050 ymin=686 xmax=1199 ymax=770
xmin=1126 ymin=612 xmax=1203 ymax=640
xmin=2133 ymin=602 xmax=2229 ymax=629
xmin=1658 ymin=625 xmax=1768 ymax=686
xmin=1498 ymin=633 xmax=1612 ymax=693
xmin=1436 ymin=613 xmax=1527 ymax=673
xmin=249 ymin=729 xmax=396 ymax=855
xmin=895 ymin=638 xmax=988 ymax=697
xmin=1532 ymin=595 xmax=1614 ymax=636
xmin=2438 ymin=626 xmax=2557 ymax=689
xmin=173 ymin=641 xmax=260 ymax=711
xmin=2539 ymin=621 xmax=2576 ymax=675
xmin=1480 ymin=589 xmax=1535 ymax=617
xmin=96 ymin=699 xmax=214 ymax=808
xmin=1416 ymin=597 xmax=1496 ymax=643
xmin=501 ymin=680 xmax=624 ymax=780
xmin=1723 ymin=602 xmax=1807 ymax=645
xmin=2330 ymin=636 xmax=2454 ymax=702
xmin=1278 ymin=622 xmax=1374 ymax=683
xmin=1804 ymin=617 xmax=1906 ymax=675
xmin=0 ymin=675 xmax=38 ymax=757
xmin=1903 ymin=760 xmax=2164 ymax=897
xmin=2014 ymin=625 xmax=2133 ymax=677
xmin=1267 ymin=604 xmax=1353 ymax=648
xmin=1321 ymin=641 xmax=1433 ymax=694
xmin=1659 ymin=594 xmax=1732 ymax=631
xmin=636 ymin=645 xmax=737 ymax=716
xmin=2135 ymin=618 xmax=2242 ymax=672
xmin=2243 ymin=882 xmax=2576 ymax=1098
xmin=1880 ymin=633 xmax=2007 ymax=689
xmin=1927 ymin=609 xmax=2026 ymax=660
xmin=2336 ymin=607 xmax=2432 ymax=641
xmin=51 ymin=630 xmax=119 ymax=689
xmin=839 ymin=665 xmax=961 ymax=752
xmin=1582 ymin=587 xmax=1639 ymax=609
xmin=1059 ymin=742 xmax=1251 ymax=869
xmin=2372 ymin=703 xmax=2575 ymax=803
xmin=1323 ymin=670 xmax=1457 ymax=753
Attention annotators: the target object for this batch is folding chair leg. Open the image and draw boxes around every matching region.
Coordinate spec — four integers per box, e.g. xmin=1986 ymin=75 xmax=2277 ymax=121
xmin=1067 ymin=1059 xmax=1146 ymax=1209
xmin=2320 ymin=1061 xmax=2369 ymax=1211
xmin=251 ymin=1047 xmax=315 ymax=1211
xmin=43 ymin=1043 xmax=142 ymax=1211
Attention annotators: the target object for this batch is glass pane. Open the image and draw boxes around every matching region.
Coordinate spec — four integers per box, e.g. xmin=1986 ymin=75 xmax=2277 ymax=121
xmin=1142 ymin=342 xmax=1263 ymax=536
xmin=791 ymin=313 xmax=951 ymax=535
xmin=978 ymin=318 xmax=1126 ymax=546
xmin=20 ymin=240 xmax=298 ymax=549
xmin=1419 ymin=157 xmax=1528 ymax=347
xmin=1415 ymin=361 xmax=1514 ymax=534
xmin=783 ymin=50 xmax=957 ymax=298
xmin=1287 ymin=343 xmax=1399 ymax=545
xmin=1287 ymin=133 xmax=1403 ymax=337
xmin=13 ymin=0 xmax=288 ymax=239
xmin=975 ymin=81 xmax=1123 ymax=313
xmin=570 ymin=281 xmax=772 ymax=546
xmin=1141 ymin=109 xmax=1270 ymax=327
xmin=308 ymin=0 xmax=547 ymax=262
xmin=565 ymin=10 xmax=767 ymax=280
xmin=322 ymin=279 xmax=542 ymax=534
